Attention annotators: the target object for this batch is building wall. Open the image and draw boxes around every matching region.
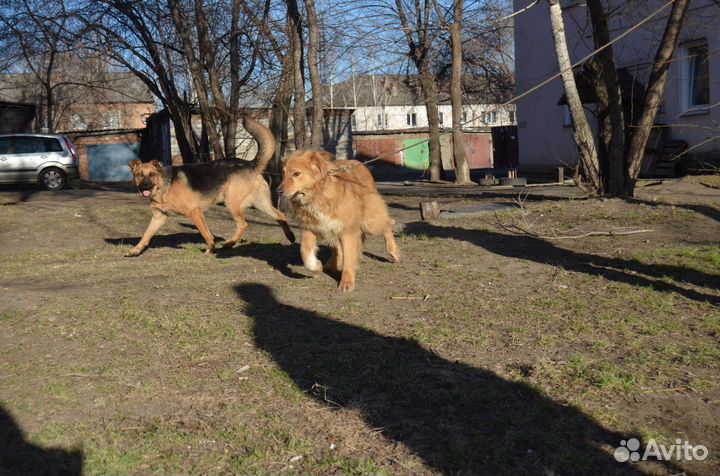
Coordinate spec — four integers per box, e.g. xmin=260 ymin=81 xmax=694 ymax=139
xmin=514 ymin=0 xmax=720 ymax=171
xmin=58 ymin=102 xmax=155 ymax=132
xmin=352 ymin=104 xmax=516 ymax=132
xmin=161 ymin=108 xmax=354 ymax=165
xmin=355 ymin=130 xmax=493 ymax=174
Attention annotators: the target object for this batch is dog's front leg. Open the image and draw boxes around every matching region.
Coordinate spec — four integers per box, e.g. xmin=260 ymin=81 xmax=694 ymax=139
xmin=300 ymin=230 xmax=322 ymax=272
xmin=187 ymin=208 xmax=215 ymax=254
xmin=338 ymin=231 xmax=361 ymax=292
xmin=126 ymin=210 xmax=167 ymax=257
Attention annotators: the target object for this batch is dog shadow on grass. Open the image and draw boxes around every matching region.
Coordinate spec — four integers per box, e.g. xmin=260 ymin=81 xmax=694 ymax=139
xmin=0 ymin=406 xmax=82 ymax=476
xmin=105 ymin=232 xmax=224 ymax=251
xmin=235 ymin=283 xmax=680 ymax=475
xmin=402 ymin=222 xmax=720 ymax=304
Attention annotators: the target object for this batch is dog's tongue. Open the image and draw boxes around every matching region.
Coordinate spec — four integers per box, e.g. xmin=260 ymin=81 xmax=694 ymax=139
xmin=142 ymin=190 xmax=151 ymax=197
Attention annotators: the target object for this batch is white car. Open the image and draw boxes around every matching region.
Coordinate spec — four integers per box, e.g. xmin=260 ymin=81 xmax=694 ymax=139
xmin=0 ymin=134 xmax=80 ymax=191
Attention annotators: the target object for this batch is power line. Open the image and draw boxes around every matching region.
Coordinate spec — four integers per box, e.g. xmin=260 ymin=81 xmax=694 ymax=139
xmin=355 ymin=0 xmax=676 ymax=169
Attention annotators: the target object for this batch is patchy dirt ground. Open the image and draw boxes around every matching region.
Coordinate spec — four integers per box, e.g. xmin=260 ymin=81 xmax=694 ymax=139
xmin=0 ymin=178 xmax=718 ymax=476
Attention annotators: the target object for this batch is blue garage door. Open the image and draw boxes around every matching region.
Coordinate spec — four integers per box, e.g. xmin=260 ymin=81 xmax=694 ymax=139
xmin=87 ymin=143 xmax=139 ymax=181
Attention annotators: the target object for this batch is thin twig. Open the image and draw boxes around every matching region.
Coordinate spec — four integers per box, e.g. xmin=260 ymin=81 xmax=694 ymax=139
xmin=495 ymin=192 xmax=653 ymax=240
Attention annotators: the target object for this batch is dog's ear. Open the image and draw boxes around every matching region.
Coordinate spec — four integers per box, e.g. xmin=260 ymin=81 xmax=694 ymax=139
xmin=149 ymin=160 xmax=164 ymax=170
xmin=128 ymin=159 xmax=142 ymax=171
xmin=308 ymin=151 xmax=333 ymax=177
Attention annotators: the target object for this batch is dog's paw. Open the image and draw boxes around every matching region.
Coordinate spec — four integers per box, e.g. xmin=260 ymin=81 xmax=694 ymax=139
xmin=338 ymin=279 xmax=355 ymax=292
xmin=218 ymin=241 xmax=236 ymax=250
xmin=124 ymin=248 xmax=142 ymax=257
xmin=303 ymin=255 xmax=323 ymax=272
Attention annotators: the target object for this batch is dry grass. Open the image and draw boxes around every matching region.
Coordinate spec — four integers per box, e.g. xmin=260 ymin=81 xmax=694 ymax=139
xmin=0 ymin=185 xmax=718 ymax=475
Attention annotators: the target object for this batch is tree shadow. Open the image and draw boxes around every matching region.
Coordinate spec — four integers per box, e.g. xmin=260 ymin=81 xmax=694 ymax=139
xmin=234 ymin=283 xmax=678 ymax=475
xmin=0 ymin=406 xmax=82 ymax=476
xmin=629 ymin=197 xmax=720 ymax=224
xmin=403 ymin=223 xmax=720 ymax=304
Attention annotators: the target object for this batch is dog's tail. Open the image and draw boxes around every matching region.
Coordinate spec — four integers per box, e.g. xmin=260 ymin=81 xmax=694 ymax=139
xmin=243 ymin=115 xmax=276 ymax=174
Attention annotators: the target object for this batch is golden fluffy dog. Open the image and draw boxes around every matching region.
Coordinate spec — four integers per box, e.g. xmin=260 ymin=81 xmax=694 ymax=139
xmin=280 ymin=150 xmax=399 ymax=291
xmin=125 ymin=116 xmax=295 ymax=257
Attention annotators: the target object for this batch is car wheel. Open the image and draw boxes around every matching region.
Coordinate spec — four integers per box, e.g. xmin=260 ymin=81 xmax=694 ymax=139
xmin=39 ymin=167 xmax=67 ymax=191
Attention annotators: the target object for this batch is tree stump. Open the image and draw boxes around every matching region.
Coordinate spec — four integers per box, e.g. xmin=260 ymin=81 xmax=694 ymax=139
xmin=420 ymin=201 xmax=440 ymax=220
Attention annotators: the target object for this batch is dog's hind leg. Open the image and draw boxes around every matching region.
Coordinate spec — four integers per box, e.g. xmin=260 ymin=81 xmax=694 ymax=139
xmin=125 ymin=209 xmax=167 ymax=257
xmin=325 ymin=244 xmax=344 ymax=272
xmin=384 ymin=227 xmax=400 ymax=263
xmin=220 ymin=211 xmax=248 ymax=249
xmin=188 ymin=208 xmax=216 ymax=254
xmin=254 ymin=188 xmax=296 ymax=243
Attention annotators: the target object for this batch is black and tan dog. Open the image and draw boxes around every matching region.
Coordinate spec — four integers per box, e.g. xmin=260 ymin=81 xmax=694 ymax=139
xmin=125 ymin=116 xmax=295 ymax=257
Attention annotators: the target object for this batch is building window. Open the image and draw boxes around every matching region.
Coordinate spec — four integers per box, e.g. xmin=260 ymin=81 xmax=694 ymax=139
xmin=461 ymin=111 xmax=467 ymax=123
xmin=376 ymin=113 xmax=388 ymax=128
xmin=483 ymin=111 xmax=497 ymax=124
xmin=70 ymin=113 xmax=88 ymax=131
xmin=438 ymin=112 xmax=444 ymax=125
xmin=508 ymin=110 xmax=515 ymax=123
xmin=351 ymin=114 xmax=357 ymax=128
xmin=682 ymin=40 xmax=710 ymax=111
xmin=406 ymin=112 xmax=417 ymax=127
xmin=102 ymin=111 xmax=122 ymax=129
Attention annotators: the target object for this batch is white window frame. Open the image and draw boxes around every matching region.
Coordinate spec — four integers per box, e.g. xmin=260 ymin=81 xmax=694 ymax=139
xmin=680 ymin=39 xmax=710 ymax=113
xmin=375 ymin=113 xmax=388 ymax=128
xmin=406 ymin=112 xmax=417 ymax=127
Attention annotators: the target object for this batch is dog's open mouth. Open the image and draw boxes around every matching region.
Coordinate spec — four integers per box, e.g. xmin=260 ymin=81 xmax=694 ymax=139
xmin=138 ymin=185 xmax=153 ymax=198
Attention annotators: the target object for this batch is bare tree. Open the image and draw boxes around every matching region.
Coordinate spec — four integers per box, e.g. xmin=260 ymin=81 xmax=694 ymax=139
xmin=305 ymin=0 xmax=324 ymax=149
xmin=434 ymin=0 xmax=472 ymax=185
xmin=546 ymin=0 xmax=602 ymax=194
xmin=78 ymin=0 xmax=205 ymax=163
xmin=0 ymin=0 xmax=74 ymax=132
xmin=395 ymin=0 xmax=445 ymax=181
xmin=287 ymin=0 xmax=307 ymax=150
xmin=548 ymin=0 xmax=691 ymax=197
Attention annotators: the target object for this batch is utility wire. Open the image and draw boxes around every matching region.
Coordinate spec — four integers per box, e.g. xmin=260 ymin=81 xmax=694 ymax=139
xmin=354 ymin=0 xmax=675 ymax=170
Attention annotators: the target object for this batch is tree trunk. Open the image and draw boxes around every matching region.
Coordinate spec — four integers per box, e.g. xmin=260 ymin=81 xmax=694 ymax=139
xmin=420 ymin=70 xmax=445 ymax=182
xmin=625 ymin=0 xmax=689 ymax=195
xmin=287 ymin=0 xmax=306 ymax=150
xmin=547 ymin=0 xmax=602 ymax=195
xmin=269 ymin=56 xmax=294 ymax=174
xmin=449 ymin=0 xmax=471 ymax=185
xmin=305 ymin=0 xmax=324 ymax=149
xmin=586 ymin=0 xmax=626 ymax=197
